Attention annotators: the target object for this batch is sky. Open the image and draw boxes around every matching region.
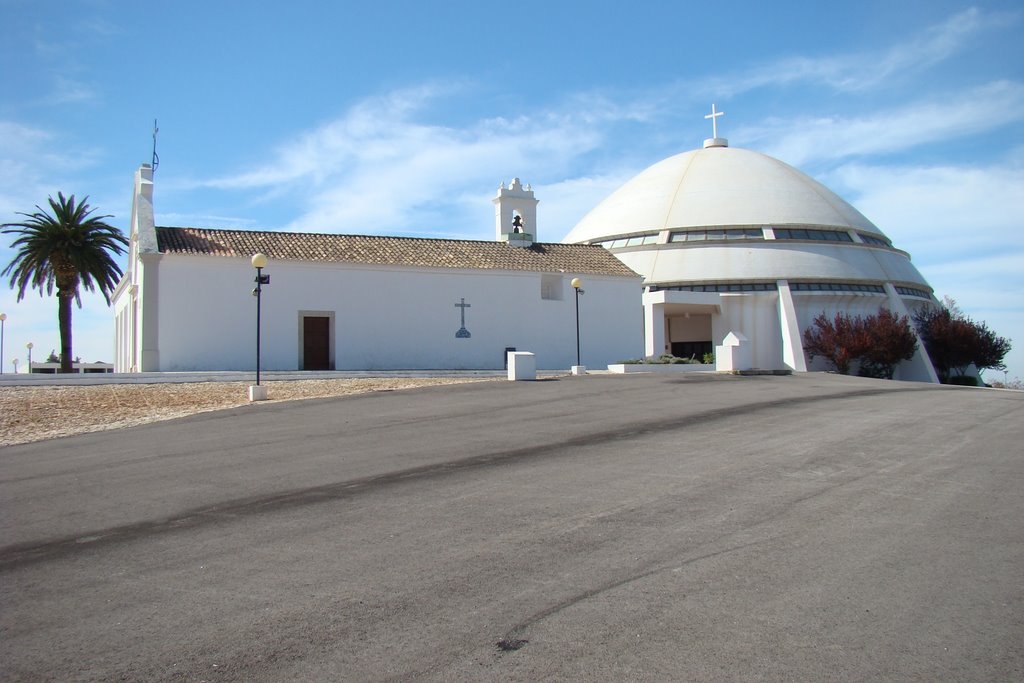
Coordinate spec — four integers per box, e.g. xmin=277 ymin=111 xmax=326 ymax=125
xmin=1 ymin=0 xmax=1021 ymax=381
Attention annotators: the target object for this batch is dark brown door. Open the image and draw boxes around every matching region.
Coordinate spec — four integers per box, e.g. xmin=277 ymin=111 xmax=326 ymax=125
xmin=303 ymin=316 xmax=331 ymax=370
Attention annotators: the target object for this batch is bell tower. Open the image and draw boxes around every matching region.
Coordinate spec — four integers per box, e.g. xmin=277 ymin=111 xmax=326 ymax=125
xmin=493 ymin=178 xmax=538 ymax=246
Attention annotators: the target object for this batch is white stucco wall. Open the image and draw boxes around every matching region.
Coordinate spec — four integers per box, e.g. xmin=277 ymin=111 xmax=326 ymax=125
xmin=711 ymin=293 xmax=786 ymax=370
xmin=150 ymin=255 xmax=642 ymax=371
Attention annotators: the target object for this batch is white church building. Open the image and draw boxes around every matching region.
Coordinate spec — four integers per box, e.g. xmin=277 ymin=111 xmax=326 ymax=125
xmin=112 ymin=168 xmax=643 ymax=372
xmin=113 ymin=110 xmax=942 ymax=380
xmin=562 ymin=120 xmax=940 ymax=382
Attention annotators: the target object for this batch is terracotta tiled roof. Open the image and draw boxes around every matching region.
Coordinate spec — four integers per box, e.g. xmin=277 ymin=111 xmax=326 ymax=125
xmin=155 ymin=227 xmax=639 ymax=277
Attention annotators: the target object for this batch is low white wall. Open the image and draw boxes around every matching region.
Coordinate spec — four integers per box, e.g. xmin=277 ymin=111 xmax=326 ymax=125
xmin=607 ymin=363 xmax=714 ymax=374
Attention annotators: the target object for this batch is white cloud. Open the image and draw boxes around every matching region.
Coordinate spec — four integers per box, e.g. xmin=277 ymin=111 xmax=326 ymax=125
xmin=0 ymin=120 xmax=104 ymax=219
xmin=541 ymin=173 xmax=639 ymax=241
xmin=827 ymin=159 xmax=1024 ymax=259
xmin=158 ymin=213 xmax=260 ymax=230
xmin=202 ymin=84 xmax=460 ymax=191
xmin=45 ymin=76 xmax=97 ymax=105
xmin=741 ymin=80 xmax=1024 ymax=166
xmin=711 ymin=7 xmax=1017 ymax=97
xmin=194 ymin=86 xmax=640 ymax=236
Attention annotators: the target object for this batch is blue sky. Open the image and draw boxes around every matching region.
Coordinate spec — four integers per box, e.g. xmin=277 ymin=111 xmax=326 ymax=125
xmin=1 ymin=0 xmax=1022 ymax=380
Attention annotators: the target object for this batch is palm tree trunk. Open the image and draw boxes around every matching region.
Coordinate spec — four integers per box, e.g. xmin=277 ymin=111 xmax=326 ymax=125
xmin=58 ymin=291 xmax=74 ymax=373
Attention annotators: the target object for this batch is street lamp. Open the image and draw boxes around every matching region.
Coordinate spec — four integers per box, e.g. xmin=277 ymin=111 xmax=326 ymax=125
xmin=250 ymin=253 xmax=270 ymax=401
xmin=26 ymin=341 xmax=33 ymax=374
xmin=571 ymin=277 xmax=585 ymax=373
xmin=0 ymin=313 xmax=6 ymax=375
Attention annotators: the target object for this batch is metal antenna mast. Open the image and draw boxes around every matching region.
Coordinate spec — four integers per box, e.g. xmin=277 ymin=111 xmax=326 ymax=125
xmin=151 ymin=119 xmax=160 ymax=172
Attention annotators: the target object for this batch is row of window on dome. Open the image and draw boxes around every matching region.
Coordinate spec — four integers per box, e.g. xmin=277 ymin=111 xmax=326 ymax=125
xmin=648 ymin=282 xmax=933 ymax=297
xmin=670 ymin=228 xmax=764 ymax=242
xmin=772 ymin=228 xmax=853 ymax=242
xmin=650 ymin=282 xmax=778 ymax=293
xmin=790 ymin=282 xmax=886 ymax=293
xmin=895 ymin=286 xmax=933 ymax=299
xmin=597 ymin=227 xmax=893 ymax=248
xmin=597 ymin=234 xmax=660 ymax=249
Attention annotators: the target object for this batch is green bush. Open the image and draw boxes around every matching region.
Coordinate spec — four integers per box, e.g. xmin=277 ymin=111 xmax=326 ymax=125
xmin=946 ymin=375 xmax=979 ymax=386
xmin=619 ymin=355 xmax=706 ymax=365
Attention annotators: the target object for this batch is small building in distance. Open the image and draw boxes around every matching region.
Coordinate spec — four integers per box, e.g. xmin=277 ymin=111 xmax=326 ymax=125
xmin=28 ymin=362 xmax=114 ymax=374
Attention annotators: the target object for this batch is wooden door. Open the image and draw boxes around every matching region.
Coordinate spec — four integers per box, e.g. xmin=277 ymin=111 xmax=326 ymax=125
xmin=303 ymin=316 xmax=331 ymax=370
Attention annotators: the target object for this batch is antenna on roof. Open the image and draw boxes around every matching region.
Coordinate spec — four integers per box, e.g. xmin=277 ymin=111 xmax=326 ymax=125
xmin=151 ymin=119 xmax=160 ymax=172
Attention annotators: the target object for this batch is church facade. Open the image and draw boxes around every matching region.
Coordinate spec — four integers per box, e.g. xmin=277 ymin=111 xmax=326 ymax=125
xmin=112 ymin=167 xmax=643 ymax=372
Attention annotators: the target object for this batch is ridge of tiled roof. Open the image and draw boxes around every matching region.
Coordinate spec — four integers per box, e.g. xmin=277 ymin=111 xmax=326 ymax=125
xmin=155 ymin=227 xmax=640 ymax=277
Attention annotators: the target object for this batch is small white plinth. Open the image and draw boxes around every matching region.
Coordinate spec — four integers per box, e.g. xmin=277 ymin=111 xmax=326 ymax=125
xmin=249 ymin=385 xmax=269 ymax=401
xmin=507 ymin=352 xmax=537 ymax=381
xmin=571 ymin=365 xmax=587 ymax=375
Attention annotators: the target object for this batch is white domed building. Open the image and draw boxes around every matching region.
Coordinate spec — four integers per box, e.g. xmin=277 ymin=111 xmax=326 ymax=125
xmin=563 ymin=130 xmax=940 ymax=382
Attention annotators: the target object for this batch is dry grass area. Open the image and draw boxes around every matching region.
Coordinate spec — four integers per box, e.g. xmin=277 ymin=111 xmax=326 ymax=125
xmin=0 ymin=377 xmax=493 ymax=447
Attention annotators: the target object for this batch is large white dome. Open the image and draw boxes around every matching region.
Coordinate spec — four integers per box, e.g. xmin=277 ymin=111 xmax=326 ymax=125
xmin=564 ymin=144 xmax=882 ymax=244
xmin=556 ymin=138 xmax=939 ymax=382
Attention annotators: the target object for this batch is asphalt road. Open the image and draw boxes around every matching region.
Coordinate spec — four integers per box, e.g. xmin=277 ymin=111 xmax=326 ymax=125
xmin=2 ymin=373 xmax=1022 ymax=682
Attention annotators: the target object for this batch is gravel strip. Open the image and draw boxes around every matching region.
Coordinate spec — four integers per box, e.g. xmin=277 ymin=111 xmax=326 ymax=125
xmin=0 ymin=377 xmax=493 ymax=447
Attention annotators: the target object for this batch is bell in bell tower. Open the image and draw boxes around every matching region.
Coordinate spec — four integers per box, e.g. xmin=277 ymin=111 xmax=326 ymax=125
xmin=493 ymin=177 xmax=538 ymax=247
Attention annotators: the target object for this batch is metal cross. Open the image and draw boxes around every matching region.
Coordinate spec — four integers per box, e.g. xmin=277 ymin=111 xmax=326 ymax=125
xmin=455 ymin=298 xmax=471 ymax=339
xmin=704 ymin=104 xmax=724 ymax=139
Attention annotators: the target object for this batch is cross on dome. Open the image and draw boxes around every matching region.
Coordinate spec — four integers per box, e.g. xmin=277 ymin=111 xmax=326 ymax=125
xmin=704 ymin=104 xmax=724 ymax=139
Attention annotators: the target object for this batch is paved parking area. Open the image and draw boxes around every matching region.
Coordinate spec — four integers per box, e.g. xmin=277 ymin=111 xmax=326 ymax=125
xmin=2 ymin=373 xmax=1022 ymax=681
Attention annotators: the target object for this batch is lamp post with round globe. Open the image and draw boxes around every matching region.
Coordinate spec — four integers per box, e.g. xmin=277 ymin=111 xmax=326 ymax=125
xmin=249 ymin=253 xmax=270 ymax=400
xmin=570 ymin=278 xmax=585 ymax=374
xmin=26 ymin=341 xmax=33 ymax=374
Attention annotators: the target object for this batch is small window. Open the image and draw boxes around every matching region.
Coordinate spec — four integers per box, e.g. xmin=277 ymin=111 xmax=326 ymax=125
xmin=541 ymin=274 xmax=563 ymax=301
xmin=859 ymin=233 xmax=890 ymax=246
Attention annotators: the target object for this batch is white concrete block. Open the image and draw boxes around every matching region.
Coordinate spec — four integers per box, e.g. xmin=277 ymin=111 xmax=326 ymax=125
xmin=249 ymin=385 xmax=269 ymax=401
xmin=507 ymin=352 xmax=536 ymax=381
xmin=716 ymin=330 xmax=753 ymax=372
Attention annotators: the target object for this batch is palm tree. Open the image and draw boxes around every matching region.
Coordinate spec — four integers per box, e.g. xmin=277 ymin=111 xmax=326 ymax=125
xmin=3 ymin=193 xmax=128 ymax=373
